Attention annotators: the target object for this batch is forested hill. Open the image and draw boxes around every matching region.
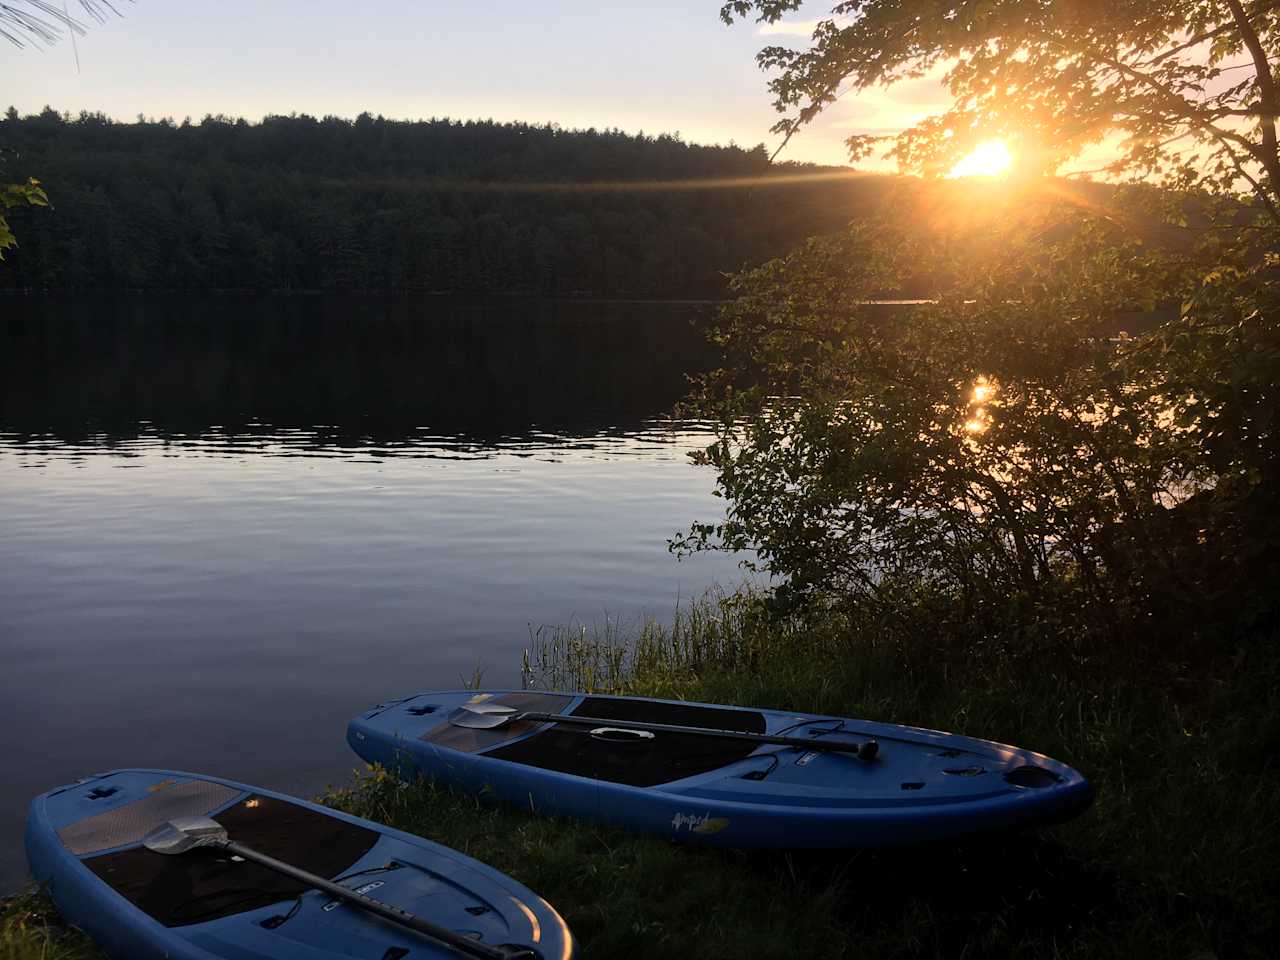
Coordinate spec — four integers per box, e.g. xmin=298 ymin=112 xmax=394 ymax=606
xmin=0 ymin=108 xmax=887 ymax=296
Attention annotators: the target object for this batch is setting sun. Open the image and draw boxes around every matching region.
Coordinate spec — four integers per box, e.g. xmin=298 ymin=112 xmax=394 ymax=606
xmin=948 ymin=140 xmax=1015 ymax=179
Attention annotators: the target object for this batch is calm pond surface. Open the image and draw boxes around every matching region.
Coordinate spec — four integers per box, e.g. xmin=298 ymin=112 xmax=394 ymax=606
xmin=0 ymin=296 xmax=747 ymax=890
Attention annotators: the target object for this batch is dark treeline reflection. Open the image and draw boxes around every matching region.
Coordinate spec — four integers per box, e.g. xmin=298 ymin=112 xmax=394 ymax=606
xmin=0 ymin=296 xmax=721 ymax=444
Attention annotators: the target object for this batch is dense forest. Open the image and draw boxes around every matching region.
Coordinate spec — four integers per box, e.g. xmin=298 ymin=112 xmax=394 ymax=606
xmin=0 ymin=108 xmax=885 ymax=295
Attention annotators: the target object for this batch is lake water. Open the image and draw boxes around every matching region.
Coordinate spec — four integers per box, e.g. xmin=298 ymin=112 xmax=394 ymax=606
xmin=0 ymin=296 xmax=747 ymax=891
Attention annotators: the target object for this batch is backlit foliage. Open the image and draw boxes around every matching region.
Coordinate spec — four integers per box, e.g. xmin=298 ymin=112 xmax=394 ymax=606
xmin=722 ymin=1 xmax=1280 ymax=214
xmin=687 ymin=3 xmax=1280 ymax=647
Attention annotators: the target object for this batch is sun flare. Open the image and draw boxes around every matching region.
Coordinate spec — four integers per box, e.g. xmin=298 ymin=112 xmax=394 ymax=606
xmin=948 ymin=140 xmax=1014 ymax=179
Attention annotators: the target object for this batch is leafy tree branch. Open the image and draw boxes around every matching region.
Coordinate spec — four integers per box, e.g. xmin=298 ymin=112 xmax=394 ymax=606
xmin=690 ymin=2 xmax=1280 ymax=648
xmin=721 ymin=1 xmax=1280 ymax=213
xmin=0 ymin=175 xmax=46 ymax=260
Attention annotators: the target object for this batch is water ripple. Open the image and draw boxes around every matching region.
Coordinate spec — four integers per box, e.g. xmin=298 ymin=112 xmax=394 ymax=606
xmin=0 ymin=418 xmax=721 ymax=467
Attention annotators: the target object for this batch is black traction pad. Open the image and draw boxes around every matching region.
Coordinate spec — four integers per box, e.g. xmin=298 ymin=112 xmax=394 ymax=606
xmin=84 ymin=795 xmax=379 ymax=927
xmin=483 ymin=696 xmax=767 ymax=787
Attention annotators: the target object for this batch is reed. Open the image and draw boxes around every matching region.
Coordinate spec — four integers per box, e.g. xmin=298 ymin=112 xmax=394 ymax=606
xmin=0 ymin=892 xmax=99 ymax=960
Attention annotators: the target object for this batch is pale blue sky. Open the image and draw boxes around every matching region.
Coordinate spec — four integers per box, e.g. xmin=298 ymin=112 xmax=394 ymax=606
xmin=1 ymin=1 xmax=954 ymax=168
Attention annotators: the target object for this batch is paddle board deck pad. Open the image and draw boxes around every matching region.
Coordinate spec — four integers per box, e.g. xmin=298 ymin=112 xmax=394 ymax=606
xmin=348 ymin=691 xmax=1093 ymax=848
xmin=26 ymin=769 xmax=574 ymax=960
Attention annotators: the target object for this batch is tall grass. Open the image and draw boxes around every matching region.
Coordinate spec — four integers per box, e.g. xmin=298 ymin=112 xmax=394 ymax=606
xmin=521 ymin=587 xmax=772 ymax=692
xmin=0 ymin=893 xmax=97 ymax=960
xmin=520 ymin=590 xmax=1280 ymax=958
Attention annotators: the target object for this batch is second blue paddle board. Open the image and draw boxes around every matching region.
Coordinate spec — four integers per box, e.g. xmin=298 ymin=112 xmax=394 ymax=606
xmin=348 ymin=690 xmax=1093 ymax=847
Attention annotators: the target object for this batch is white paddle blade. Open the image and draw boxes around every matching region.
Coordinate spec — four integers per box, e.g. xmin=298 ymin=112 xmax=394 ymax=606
xmin=448 ymin=703 xmax=519 ymax=729
xmin=462 ymin=702 xmax=520 ymax=715
xmin=143 ymin=816 xmax=229 ymax=855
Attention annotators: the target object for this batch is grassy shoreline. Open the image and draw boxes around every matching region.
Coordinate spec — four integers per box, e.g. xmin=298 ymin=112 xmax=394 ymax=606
xmin=5 ymin=595 xmax=1277 ymax=959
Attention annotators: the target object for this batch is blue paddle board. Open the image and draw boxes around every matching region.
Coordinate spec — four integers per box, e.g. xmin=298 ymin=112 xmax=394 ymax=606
xmin=26 ymin=768 xmax=574 ymax=960
xmin=348 ymin=691 xmax=1093 ymax=847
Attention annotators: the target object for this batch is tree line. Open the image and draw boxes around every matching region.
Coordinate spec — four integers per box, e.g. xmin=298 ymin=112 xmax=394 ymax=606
xmin=0 ymin=108 xmax=884 ymax=296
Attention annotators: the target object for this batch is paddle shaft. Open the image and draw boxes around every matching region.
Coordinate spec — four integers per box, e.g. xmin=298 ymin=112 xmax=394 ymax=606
xmin=214 ymin=838 xmax=531 ymax=960
xmin=516 ymin=711 xmax=872 ymax=756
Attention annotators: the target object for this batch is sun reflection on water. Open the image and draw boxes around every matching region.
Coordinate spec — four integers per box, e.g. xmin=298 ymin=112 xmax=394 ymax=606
xmin=964 ymin=377 xmax=997 ymax=434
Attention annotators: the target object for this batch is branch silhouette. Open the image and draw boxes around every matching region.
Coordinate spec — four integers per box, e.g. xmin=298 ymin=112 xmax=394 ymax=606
xmin=0 ymin=1 xmax=126 ymax=49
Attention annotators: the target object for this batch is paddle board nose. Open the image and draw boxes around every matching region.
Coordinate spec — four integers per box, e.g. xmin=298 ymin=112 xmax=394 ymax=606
xmin=34 ymin=771 xmax=246 ymax=857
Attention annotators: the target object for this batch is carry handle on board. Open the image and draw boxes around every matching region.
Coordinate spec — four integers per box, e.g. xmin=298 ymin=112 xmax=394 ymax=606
xmin=143 ymin=817 xmax=537 ymax=960
xmin=451 ymin=703 xmax=880 ymax=761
